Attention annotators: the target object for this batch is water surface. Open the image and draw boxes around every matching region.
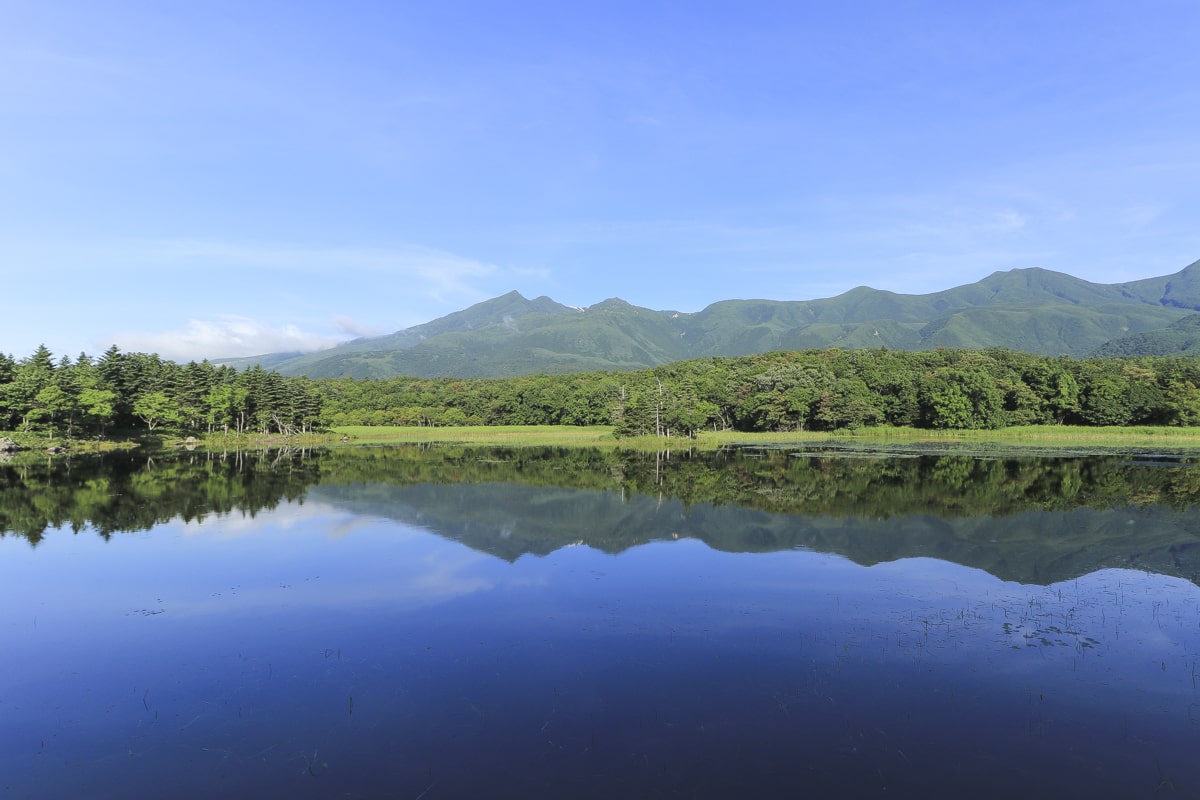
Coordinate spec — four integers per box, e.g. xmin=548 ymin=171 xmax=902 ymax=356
xmin=1 ymin=446 xmax=1198 ymax=798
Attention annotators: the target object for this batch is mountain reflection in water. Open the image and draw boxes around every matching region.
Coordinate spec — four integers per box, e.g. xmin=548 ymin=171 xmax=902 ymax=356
xmin=1 ymin=444 xmax=1198 ymax=798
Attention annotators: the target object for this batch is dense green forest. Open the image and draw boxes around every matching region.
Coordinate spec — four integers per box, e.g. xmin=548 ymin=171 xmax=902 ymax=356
xmin=316 ymin=348 xmax=1200 ymax=435
xmin=3 ymin=344 xmax=1200 ymax=441
xmin=0 ymin=345 xmax=324 ymax=439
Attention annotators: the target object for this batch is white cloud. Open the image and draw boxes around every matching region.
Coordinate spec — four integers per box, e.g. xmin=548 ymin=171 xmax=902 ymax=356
xmin=110 ymin=316 xmax=347 ymax=361
xmin=333 ymin=315 xmax=382 ymax=338
xmin=147 ymin=239 xmax=500 ymax=300
xmin=3 ymin=234 xmax=539 ymax=361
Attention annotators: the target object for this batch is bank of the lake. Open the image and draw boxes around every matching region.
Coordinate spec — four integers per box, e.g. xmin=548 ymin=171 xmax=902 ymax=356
xmin=333 ymin=423 xmax=1200 ymax=451
xmin=6 ymin=422 xmax=1200 ymax=459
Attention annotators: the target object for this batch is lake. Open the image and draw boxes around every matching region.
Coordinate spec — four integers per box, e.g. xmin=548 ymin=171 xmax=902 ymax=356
xmin=2 ymin=444 xmax=1199 ymax=798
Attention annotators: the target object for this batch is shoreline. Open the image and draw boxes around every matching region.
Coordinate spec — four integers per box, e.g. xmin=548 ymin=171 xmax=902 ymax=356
xmin=8 ymin=423 xmax=1200 ymax=459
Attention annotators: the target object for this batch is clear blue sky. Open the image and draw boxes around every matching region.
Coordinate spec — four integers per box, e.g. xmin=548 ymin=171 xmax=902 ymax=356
xmin=4 ymin=1 xmax=1199 ymax=361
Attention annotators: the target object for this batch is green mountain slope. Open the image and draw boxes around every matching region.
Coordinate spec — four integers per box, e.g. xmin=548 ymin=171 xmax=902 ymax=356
xmin=1119 ymin=263 xmax=1200 ymax=309
xmin=1092 ymin=313 xmax=1200 ymax=356
xmin=915 ymin=303 xmax=1190 ymax=353
xmin=218 ymin=290 xmax=582 ymax=373
xmin=226 ymin=258 xmax=1200 ymax=378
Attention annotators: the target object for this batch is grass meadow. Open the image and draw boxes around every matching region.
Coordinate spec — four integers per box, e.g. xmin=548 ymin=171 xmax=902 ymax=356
xmin=328 ymin=424 xmax=1200 ymax=451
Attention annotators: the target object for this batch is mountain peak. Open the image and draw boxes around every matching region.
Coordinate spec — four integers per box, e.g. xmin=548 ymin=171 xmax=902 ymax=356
xmin=591 ymin=297 xmax=634 ymax=310
xmin=220 ymin=258 xmax=1200 ymax=378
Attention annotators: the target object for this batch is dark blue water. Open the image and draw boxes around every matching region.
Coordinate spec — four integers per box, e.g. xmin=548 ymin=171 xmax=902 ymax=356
xmin=2 ymin=484 xmax=1199 ymax=799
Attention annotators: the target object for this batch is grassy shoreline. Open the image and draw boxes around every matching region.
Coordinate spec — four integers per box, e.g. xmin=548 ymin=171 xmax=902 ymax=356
xmin=6 ymin=423 xmax=1200 ymax=458
xmin=326 ymin=424 xmax=1200 ymax=451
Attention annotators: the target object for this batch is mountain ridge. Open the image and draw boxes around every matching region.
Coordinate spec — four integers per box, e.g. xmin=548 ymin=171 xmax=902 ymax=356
xmin=219 ymin=259 xmax=1200 ymax=378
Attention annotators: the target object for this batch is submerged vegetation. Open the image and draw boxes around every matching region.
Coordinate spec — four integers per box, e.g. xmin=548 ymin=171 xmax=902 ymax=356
xmin=4 ymin=344 xmax=1200 ymax=450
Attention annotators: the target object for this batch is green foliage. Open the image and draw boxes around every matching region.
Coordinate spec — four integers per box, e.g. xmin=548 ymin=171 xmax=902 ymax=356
xmin=0 ymin=346 xmax=325 ymax=441
xmin=132 ymin=391 xmax=179 ymax=431
xmin=1165 ymin=380 xmax=1200 ymax=425
xmin=6 ymin=343 xmax=1200 ymax=444
xmin=308 ymin=347 xmax=1200 ymax=439
xmin=815 ymin=376 xmax=883 ymax=430
xmin=77 ymin=388 xmax=117 ymax=433
xmin=919 ymin=368 xmax=1005 ymax=429
xmin=1077 ymin=365 xmax=1134 ymax=426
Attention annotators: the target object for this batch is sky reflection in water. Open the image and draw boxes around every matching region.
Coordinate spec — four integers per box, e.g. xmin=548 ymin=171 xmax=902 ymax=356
xmin=2 ymin=488 xmax=1199 ymax=799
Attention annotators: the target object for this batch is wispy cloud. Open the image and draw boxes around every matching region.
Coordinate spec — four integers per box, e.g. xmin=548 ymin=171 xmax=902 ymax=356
xmin=147 ymin=239 xmax=500 ymax=300
xmin=6 ymin=235 xmax=529 ymax=361
xmin=333 ymin=315 xmax=382 ymax=338
xmin=110 ymin=316 xmax=346 ymax=361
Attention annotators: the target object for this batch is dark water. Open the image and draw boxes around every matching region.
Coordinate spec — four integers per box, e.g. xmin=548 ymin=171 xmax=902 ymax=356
xmin=2 ymin=445 xmax=1199 ymax=798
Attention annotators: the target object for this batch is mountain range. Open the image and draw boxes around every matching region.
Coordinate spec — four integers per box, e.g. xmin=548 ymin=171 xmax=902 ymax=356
xmin=225 ymin=258 xmax=1200 ymax=378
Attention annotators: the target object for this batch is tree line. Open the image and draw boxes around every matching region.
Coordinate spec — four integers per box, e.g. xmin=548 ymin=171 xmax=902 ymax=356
xmin=318 ymin=347 xmax=1200 ymax=435
xmin=3 ymin=344 xmax=1200 ymax=439
xmin=0 ymin=345 xmax=323 ymax=439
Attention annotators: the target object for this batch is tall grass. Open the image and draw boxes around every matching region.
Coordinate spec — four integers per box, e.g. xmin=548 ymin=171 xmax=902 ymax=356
xmin=332 ymin=425 xmax=618 ymax=447
xmin=702 ymin=425 xmax=1200 ymax=449
xmin=330 ymin=424 xmax=1200 ymax=450
xmin=11 ymin=423 xmax=1197 ymax=455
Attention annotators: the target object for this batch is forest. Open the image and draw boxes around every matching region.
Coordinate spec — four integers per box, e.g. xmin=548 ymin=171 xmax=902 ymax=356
xmin=0 ymin=345 xmax=323 ymax=440
xmin=2 ymin=344 xmax=1200 ymax=441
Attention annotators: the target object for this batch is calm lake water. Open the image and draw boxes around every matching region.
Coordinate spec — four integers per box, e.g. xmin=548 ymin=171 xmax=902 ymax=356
xmin=2 ymin=444 xmax=1199 ymax=798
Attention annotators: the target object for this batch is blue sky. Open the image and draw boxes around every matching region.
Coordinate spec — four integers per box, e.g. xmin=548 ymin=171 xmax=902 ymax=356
xmin=3 ymin=1 xmax=1199 ymax=362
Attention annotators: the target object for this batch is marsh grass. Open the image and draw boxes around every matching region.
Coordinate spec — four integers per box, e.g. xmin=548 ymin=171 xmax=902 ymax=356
xmin=330 ymin=424 xmax=1200 ymax=451
xmin=332 ymin=425 xmax=618 ymax=447
xmin=11 ymin=422 xmax=1200 ymax=456
xmin=701 ymin=425 xmax=1200 ymax=449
